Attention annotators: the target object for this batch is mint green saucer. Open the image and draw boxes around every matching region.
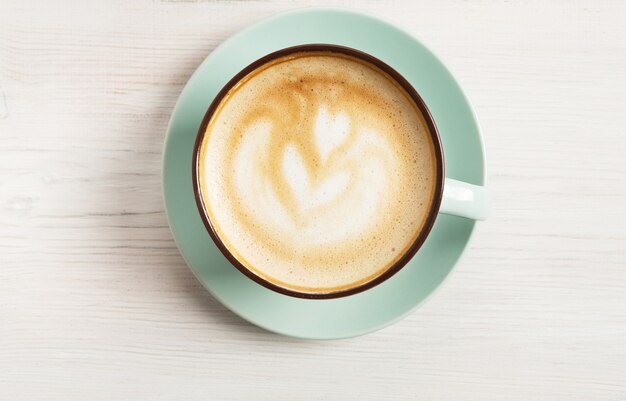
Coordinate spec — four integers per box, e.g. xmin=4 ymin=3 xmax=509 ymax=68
xmin=163 ymin=8 xmax=485 ymax=339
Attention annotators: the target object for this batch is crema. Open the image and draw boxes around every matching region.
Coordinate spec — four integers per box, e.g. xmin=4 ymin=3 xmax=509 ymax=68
xmin=198 ymin=51 xmax=437 ymax=294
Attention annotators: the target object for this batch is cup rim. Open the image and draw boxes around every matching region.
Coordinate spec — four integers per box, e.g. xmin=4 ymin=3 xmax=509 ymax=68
xmin=192 ymin=44 xmax=445 ymax=299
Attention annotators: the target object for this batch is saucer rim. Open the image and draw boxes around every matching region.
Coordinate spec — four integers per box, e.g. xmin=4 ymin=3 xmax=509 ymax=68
xmin=162 ymin=7 xmax=486 ymax=339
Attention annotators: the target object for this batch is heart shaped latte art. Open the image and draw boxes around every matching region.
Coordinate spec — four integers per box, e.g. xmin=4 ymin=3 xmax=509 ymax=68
xmin=232 ymin=105 xmax=395 ymax=244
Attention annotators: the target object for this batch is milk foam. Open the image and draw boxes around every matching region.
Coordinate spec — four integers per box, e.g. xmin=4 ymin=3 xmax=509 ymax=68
xmin=199 ymin=51 xmax=437 ymax=293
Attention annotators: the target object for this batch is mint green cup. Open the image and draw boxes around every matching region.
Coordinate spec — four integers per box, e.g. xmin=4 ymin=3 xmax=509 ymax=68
xmin=191 ymin=44 xmax=490 ymax=300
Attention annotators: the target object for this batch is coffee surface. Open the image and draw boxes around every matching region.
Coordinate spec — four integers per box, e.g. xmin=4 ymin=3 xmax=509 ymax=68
xmin=198 ymin=51 xmax=437 ymax=294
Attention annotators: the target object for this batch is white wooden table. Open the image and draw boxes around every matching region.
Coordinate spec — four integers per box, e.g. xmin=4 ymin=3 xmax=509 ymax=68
xmin=2 ymin=1 xmax=625 ymax=399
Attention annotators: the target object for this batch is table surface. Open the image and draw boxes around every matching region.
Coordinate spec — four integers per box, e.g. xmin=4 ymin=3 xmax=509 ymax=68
xmin=1 ymin=1 xmax=625 ymax=399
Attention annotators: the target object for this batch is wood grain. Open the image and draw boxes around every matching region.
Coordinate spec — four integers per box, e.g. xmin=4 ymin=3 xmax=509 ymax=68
xmin=1 ymin=0 xmax=625 ymax=399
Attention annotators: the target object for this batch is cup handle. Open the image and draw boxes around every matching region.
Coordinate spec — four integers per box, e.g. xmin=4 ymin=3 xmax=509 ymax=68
xmin=439 ymin=178 xmax=491 ymax=220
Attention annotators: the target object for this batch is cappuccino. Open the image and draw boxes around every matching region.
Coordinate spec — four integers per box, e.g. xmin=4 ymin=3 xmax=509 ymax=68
xmin=197 ymin=51 xmax=438 ymax=295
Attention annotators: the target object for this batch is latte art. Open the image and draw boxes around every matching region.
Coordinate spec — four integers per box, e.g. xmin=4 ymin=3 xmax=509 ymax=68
xmin=198 ymin=51 xmax=437 ymax=294
xmin=233 ymin=107 xmax=394 ymax=247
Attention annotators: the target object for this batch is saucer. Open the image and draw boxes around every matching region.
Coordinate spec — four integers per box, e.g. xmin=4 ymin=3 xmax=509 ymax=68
xmin=163 ymin=8 xmax=485 ymax=339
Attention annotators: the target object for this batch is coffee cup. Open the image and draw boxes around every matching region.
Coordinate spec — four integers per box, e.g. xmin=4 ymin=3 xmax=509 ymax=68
xmin=192 ymin=44 xmax=489 ymax=299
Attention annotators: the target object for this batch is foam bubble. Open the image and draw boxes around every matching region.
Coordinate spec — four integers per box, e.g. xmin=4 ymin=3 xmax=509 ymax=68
xmin=199 ymin=51 xmax=437 ymax=293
